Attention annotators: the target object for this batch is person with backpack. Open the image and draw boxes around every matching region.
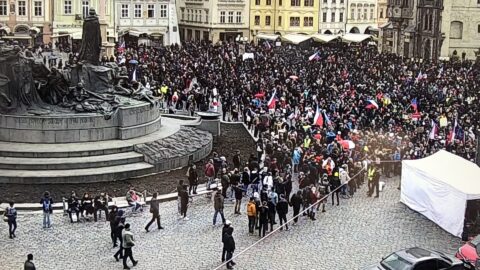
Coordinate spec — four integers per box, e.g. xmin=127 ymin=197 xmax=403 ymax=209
xmin=113 ymin=210 xmax=126 ymax=262
xmin=108 ymin=206 xmax=119 ymax=248
xmin=40 ymin=191 xmax=53 ymax=228
xmin=289 ymin=190 xmax=303 ymax=225
xmin=222 ymin=221 xmax=236 ymax=270
xmin=4 ymin=201 xmax=17 ymax=239
xmin=221 ymin=220 xmax=233 ymax=263
xmin=276 ymin=195 xmax=289 ymax=231
xmin=24 ymin=254 xmax=36 ymax=270
xmin=145 ymin=192 xmax=164 ymax=232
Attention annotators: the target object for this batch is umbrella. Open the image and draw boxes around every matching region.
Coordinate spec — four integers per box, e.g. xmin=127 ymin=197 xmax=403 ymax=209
xmin=339 ymin=140 xmax=355 ymax=150
xmin=254 ymin=93 xmax=265 ymax=98
xmin=129 ymin=59 xmax=138 ymax=64
xmin=289 ymin=75 xmax=299 ymax=80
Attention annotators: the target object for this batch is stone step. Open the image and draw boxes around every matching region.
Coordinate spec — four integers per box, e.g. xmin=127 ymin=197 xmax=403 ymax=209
xmin=0 ymin=152 xmax=145 ymax=170
xmin=0 ymin=141 xmax=134 ymax=158
xmin=0 ymin=162 xmax=155 ymax=184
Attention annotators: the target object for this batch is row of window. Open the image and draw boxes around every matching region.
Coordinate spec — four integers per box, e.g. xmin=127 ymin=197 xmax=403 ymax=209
xmin=0 ymin=0 xmax=43 ymax=16
xmin=121 ymin=4 xmax=167 ymax=19
xmin=181 ymin=9 xmax=210 ymax=23
xmin=220 ymin=11 xmax=243 ymax=24
xmin=321 ymin=11 xmax=344 ymax=22
xmin=253 ymin=15 xmax=314 ymax=27
xmin=350 ymin=8 xmax=375 ymax=21
xmin=254 ymin=0 xmax=314 ymax=7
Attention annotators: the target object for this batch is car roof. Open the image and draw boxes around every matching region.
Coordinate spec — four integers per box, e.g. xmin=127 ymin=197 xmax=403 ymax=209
xmin=394 ymin=247 xmax=452 ymax=264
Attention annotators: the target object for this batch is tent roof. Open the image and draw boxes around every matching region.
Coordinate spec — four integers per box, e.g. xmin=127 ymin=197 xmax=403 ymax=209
xmin=310 ymin=34 xmax=339 ymax=43
xmin=403 ymin=150 xmax=480 ymax=200
xmin=281 ymin=33 xmax=312 ymax=45
xmin=341 ymin=33 xmax=372 ymax=43
xmin=256 ymin=33 xmax=279 ymax=41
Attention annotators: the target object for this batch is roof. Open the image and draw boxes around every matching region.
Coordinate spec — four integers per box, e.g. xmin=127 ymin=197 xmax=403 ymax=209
xmin=281 ymin=33 xmax=312 ymax=45
xmin=403 ymin=150 xmax=480 ymax=200
xmin=341 ymin=33 xmax=372 ymax=43
xmin=310 ymin=33 xmax=340 ymax=43
xmin=256 ymin=33 xmax=279 ymax=41
xmin=405 ymin=25 xmax=416 ymax=32
xmin=396 ymin=247 xmax=451 ymax=264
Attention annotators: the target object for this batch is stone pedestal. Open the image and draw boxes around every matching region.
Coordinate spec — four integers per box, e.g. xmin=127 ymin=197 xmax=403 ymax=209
xmin=197 ymin=112 xmax=221 ymax=136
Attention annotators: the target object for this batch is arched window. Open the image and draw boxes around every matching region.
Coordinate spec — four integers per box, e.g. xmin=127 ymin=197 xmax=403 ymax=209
xmin=450 ymin=21 xmax=463 ymax=39
xmin=14 ymin=25 xmax=29 ymax=34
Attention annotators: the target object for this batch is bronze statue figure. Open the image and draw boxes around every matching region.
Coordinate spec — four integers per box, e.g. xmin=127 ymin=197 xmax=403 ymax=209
xmin=78 ymin=8 xmax=102 ymax=65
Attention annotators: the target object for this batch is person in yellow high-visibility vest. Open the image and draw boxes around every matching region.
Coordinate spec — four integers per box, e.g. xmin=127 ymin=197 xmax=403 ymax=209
xmin=367 ymin=165 xmax=380 ymax=197
xmin=303 ymin=137 xmax=311 ymax=148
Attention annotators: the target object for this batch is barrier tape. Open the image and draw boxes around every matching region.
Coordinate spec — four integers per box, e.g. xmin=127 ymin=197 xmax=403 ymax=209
xmin=213 ymin=160 xmax=401 ymax=270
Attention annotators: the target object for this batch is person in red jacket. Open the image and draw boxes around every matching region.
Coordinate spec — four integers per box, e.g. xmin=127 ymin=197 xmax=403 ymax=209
xmin=205 ymin=159 xmax=216 ymax=187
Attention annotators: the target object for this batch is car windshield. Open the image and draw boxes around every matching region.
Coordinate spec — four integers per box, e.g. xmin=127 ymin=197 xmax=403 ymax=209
xmin=380 ymin=253 xmax=413 ymax=270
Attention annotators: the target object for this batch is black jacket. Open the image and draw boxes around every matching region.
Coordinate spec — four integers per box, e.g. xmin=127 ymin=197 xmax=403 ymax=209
xmin=276 ymin=199 xmax=289 ymax=215
xmin=289 ymin=193 xmax=303 ymax=209
xmin=223 ymin=229 xmax=235 ymax=252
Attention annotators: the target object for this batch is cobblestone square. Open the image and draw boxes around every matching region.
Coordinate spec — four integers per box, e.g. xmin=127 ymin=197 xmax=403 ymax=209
xmin=0 ymin=176 xmax=463 ymax=270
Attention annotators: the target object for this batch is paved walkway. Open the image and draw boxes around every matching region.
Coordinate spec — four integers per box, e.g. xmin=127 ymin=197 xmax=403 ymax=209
xmin=1 ymin=176 xmax=462 ymax=270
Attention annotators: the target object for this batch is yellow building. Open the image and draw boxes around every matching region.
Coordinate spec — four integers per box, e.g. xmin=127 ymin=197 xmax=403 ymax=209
xmin=52 ymin=0 xmax=115 ymax=53
xmin=249 ymin=0 xmax=319 ymax=42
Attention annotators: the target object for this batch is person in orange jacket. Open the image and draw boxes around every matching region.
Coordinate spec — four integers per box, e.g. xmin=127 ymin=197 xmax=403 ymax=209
xmin=246 ymin=197 xmax=256 ymax=234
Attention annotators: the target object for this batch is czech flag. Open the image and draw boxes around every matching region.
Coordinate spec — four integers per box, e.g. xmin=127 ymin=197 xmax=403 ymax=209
xmin=267 ymin=90 xmax=276 ymax=109
xmin=365 ymin=100 xmax=379 ymax=110
xmin=429 ymin=120 xmax=438 ymax=140
xmin=447 ymin=118 xmax=457 ymax=145
xmin=308 ymin=52 xmax=320 ymax=61
xmin=264 ymin=41 xmax=272 ymax=50
xmin=323 ymin=111 xmax=331 ymax=126
xmin=118 ymin=41 xmax=125 ymax=53
xmin=411 ymin=98 xmax=418 ymax=112
xmin=313 ymin=107 xmax=324 ymax=126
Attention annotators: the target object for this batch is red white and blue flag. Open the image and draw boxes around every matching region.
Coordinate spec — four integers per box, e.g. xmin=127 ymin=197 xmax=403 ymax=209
xmin=429 ymin=120 xmax=438 ymax=140
xmin=411 ymin=98 xmax=418 ymax=112
xmin=365 ymin=100 xmax=379 ymax=110
xmin=308 ymin=52 xmax=320 ymax=61
xmin=264 ymin=41 xmax=272 ymax=50
xmin=267 ymin=90 xmax=276 ymax=109
xmin=313 ymin=106 xmax=324 ymax=126
xmin=118 ymin=41 xmax=126 ymax=53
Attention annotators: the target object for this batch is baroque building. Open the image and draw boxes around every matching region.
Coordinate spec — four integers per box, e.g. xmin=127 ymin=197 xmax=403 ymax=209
xmin=318 ymin=0 xmax=347 ymax=34
xmin=379 ymin=0 xmax=443 ymax=60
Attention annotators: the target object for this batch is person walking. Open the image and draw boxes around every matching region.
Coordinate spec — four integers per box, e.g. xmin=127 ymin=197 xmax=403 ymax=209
xmin=177 ymin=180 xmax=185 ymax=216
xmin=187 ymin=165 xmax=199 ymax=195
xmin=221 ymin=220 xmax=233 ymax=263
xmin=232 ymin=183 xmax=244 ymax=214
xmin=113 ymin=210 xmax=126 ymax=262
xmin=4 ymin=202 xmax=17 ymax=239
xmin=258 ymin=201 xmax=269 ymax=238
xmin=290 ymin=190 xmax=303 ymax=225
xmin=122 ymin=223 xmax=138 ymax=270
xmin=213 ymin=189 xmax=226 ymax=226
xmin=145 ymin=192 xmax=164 ymax=232
xmin=223 ymin=224 xmax=236 ymax=269
xmin=179 ymin=184 xmax=190 ymax=221
xmin=40 ymin=191 xmax=53 ymax=228
xmin=246 ymin=197 xmax=256 ymax=234
xmin=24 ymin=254 xmax=36 ymax=270
xmin=276 ymin=195 xmax=289 ymax=231
xmin=108 ymin=206 xmax=118 ymax=247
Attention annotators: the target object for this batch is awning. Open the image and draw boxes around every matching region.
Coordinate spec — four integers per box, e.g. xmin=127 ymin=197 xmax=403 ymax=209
xmin=379 ymin=22 xmax=392 ymax=29
xmin=281 ymin=33 xmax=312 ymax=45
xmin=310 ymin=33 xmax=340 ymax=43
xmin=341 ymin=33 xmax=372 ymax=43
xmin=256 ymin=33 xmax=279 ymax=41
xmin=1 ymin=35 xmax=32 ymax=40
xmin=30 ymin=26 xmax=41 ymax=34
xmin=71 ymin=32 xmax=82 ymax=39
xmin=0 ymin=26 xmax=11 ymax=33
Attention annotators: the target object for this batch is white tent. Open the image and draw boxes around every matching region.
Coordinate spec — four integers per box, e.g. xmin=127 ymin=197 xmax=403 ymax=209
xmin=341 ymin=33 xmax=372 ymax=43
xmin=310 ymin=34 xmax=340 ymax=43
xmin=281 ymin=33 xmax=312 ymax=45
xmin=256 ymin=33 xmax=279 ymax=41
xmin=401 ymin=150 xmax=480 ymax=237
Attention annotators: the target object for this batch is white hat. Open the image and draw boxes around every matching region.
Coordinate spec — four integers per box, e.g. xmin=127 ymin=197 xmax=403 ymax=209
xmin=225 ymin=220 xmax=232 ymax=225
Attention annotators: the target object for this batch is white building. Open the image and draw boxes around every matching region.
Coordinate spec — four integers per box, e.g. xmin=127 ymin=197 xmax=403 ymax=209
xmin=346 ymin=0 xmax=378 ymax=34
xmin=440 ymin=0 xmax=480 ymax=61
xmin=116 ymin=0 xmax=180 ymax=46
xmin=177 ymin=0 xmax=250 ymax=43
xmin=319 ymin=0 xmax=347 ymax=34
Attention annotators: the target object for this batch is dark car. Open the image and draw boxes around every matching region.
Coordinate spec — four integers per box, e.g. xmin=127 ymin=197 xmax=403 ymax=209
xmin=364 ymin=247 xmax=474 ymax=270
xmin=456 ymin=235 xmax=480 ymax=268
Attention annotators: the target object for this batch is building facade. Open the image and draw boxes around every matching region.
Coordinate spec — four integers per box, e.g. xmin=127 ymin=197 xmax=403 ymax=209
xmin=318 ymin=0 xmax=347 ymax=34
xmin=52 ymin=0 xmax=115 ymax=51
xmin=177 ymin=0 xmax=249 ymax=43
xmin=379 ymin=0 xmax=443 ymax=60
xmin=0 ymin=0 xmax=53 ymax=45
xmin=250 ymin=0 xmax=319 ymax=40
xmin=377 ymin=0 xmax=388 ymax=27
xmin=116 ymin=0 xmax=180 ymax=46
xmin=345 ymin=0 xmax=378 ymax=34
xmin=440 ymin=0 xmax=480 ymax=60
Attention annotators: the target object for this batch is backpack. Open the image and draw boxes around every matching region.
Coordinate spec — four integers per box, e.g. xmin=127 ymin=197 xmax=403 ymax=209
xmin=42 ymin=199 xmax=51 ymax=212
